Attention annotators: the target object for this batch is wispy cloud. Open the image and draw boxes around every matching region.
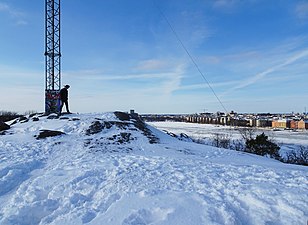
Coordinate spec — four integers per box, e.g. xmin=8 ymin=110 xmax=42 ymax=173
xmin=0 ymin=2 xmax=9 ymax=11
xmin=64 ymin=63 xmax=188 ymax=98
xmin=178 ymin=11 xmax=212 ymax=48
xmin=296 ymin=1 xmax=308 ymax=19
xmin=161 ymin=64 xmax=186 ymax=95
xmin=224 ymin=51 xmax=261 ymax=61
xmin=64 ymin=70 xmax=176 ymax=81
xmin=213 ymin=0 xmax=238 ymax=9
xmin=136 ymin=59 xmax=169 ymax=71
xmin=222 ymin=49 xmax=308 ymax=95
xmin=177 ymin=80 xmax=238 ymax=91
xmin=0 ymin=2 xmax=27 ymax=25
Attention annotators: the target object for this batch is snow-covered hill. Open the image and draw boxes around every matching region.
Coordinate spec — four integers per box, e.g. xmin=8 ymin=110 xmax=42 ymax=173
xmin=0 ymin=112 xmax=307 ymax=225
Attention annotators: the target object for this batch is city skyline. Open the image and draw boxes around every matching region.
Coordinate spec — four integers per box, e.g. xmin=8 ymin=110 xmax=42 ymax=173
xmin=0 ymin=0 xmax=308 ymax=114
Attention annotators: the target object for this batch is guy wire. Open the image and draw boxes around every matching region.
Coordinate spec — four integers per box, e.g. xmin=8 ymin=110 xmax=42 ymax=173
xmin=153 ymin=1 xmax=228 ymax=114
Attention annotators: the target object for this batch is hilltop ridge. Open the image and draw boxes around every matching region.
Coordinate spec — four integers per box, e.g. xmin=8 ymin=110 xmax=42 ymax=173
xmin=0 ymin=112 xmax=307 ymax=225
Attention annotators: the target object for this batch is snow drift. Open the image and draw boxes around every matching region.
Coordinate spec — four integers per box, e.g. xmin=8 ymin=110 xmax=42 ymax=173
xmin=0 ymin=112 xmax=307 ymax=225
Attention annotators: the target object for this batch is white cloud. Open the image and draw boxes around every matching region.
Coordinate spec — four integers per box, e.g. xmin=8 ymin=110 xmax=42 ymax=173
xmin=177 ymin=80 xmax=238 ymax=91
xmin=62 ymin=63 xmax=188 ymax=111
xmin=222 ymin=49 xmax=308 ymax=95
xmin=136 ymin=59 xmax=169 ymax=71
xmin=161 ymin=64 xmax=186 ymax=95
xmin=296 ymin=2 xmax=308 ymax=19
xmin=224 ymin=51 xmax=261 ymax=61
xmin=202 ymin=56 xmax=221 ymax=64
xmin=213 ymin=0 xmax=237 ymax=8
xmin=0 ymin=3 xmax=9 ymax=11
xmin=64 ymin=70 xmax=174 ymax=81
xmin=0 ymin=2 xmax=27 ymax=25
xmin=177 ymin=11 xmax=212 ymax=48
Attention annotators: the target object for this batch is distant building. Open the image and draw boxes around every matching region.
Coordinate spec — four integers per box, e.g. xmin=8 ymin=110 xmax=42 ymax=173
xmin=249 ymin=119 xmax=256 ymax=127
xmin=298 ymin=120 xmax=308 ymax=129
xmin=290 ymin=120 xmax=299 ymax=129
xmin=272 ymin=119 xmax=291 ymax=129
xmin=256 ymin=118 xmax=272 ymax=127
xmin=145 ymin=112 xmax=307 ymax=130
xmin=231 ymin=118 xmax=249 ymax=127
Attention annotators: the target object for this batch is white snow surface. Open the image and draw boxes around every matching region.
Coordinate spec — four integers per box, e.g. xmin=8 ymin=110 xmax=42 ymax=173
xmin=0 ymin=113 xmax=307 ymax=225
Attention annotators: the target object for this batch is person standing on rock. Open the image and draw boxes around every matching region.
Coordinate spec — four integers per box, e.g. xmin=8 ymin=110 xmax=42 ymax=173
xmin=59 ymin=84 xmax=70 ymax=115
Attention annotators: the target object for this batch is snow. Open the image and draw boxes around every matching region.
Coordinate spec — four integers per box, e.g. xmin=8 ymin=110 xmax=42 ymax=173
xmin=148 ymin=121 xmax=308 ymax=146
xmin=0 ymin=113 xmax=307 ymax=225
xmin=149 ymin=121 xmax=308 ymax=159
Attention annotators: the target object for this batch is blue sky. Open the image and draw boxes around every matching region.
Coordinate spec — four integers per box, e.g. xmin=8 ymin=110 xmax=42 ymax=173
xmin=0 ymin=0 xmax=308 ymax=114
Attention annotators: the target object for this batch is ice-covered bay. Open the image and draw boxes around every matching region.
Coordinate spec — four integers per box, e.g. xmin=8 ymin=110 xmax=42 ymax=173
xmin=149 ymin=121 xmax=308 ymax=157
xmin=0 ymin=113 xmax=307 ymax=225
xmin=148 ymin=121 xmax=308 ymax=146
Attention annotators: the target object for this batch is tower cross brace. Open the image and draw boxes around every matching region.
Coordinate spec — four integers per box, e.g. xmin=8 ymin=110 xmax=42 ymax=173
xmin=45 ymin=0 xmax=61 ymax=114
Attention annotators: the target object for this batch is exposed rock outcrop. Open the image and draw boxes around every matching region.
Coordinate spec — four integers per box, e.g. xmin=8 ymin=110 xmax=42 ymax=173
xmin=36 ymin=130 xmax=65 ymax=139
xmin=0 ymin=121 xmax=10 ymax=131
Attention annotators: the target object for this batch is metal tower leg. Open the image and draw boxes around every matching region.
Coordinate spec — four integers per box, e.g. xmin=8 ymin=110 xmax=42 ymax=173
xmin=45 ymin=0 xmax=61 ymax=114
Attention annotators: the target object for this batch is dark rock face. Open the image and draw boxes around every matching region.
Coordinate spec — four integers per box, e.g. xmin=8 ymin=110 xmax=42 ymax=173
xmin=19 ymin=116 xmax=29 ymax=123
xmin=114 ymin=111 xmax=158 ymax=143
xmin=114 ymin=111 xmax=130 ymax=121
xmin=107 ymin=132 xmax=134 ymax=144
xmin=36 ymin=130 xmax=65 ymax=139
xmin=85 ymin=111 xmax=159 ymax=145
xmin=131 ymin=116 xmax=159 ymax=144
xmin=70 ymin=118 xmax=80 ymax=121
xmin=32 ymin=117 xmax=40 ymax=122
xmin=86 ymin=121 xmax=113 ymax=135
xmin=0 ymin=115 xmax=20 ymax=122
xmin=164 ymin=131 xmax=193 ymax=142
xmin=0 ymin=121 xmax=10 ymax=131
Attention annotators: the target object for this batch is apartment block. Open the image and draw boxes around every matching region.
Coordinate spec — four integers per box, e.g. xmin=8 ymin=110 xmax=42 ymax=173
xmin=298 ymin=120 xmax=308 ymax=129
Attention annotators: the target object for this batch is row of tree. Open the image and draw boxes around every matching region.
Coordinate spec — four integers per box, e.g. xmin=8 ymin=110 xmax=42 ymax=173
xmin=196 ymin=128 xmax=307 ymax=166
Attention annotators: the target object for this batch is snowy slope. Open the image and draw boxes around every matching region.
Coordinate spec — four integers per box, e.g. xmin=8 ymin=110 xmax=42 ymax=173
xmin=0 ymin=112 xmax=307 ymax=225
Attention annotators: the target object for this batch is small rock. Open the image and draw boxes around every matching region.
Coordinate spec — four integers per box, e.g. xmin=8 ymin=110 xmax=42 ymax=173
xmin=47 ymin=114 xmax=59 ymax=119
xmin=19 ymin=116 xmax=28 ymax=122
xmin=21 ymin=119 xmax=29 ymax=123
xmin=36 ymin=130 xmax=65 ymax=139
xmin=86 ymin=121 xmax=112 ymax=135
xmin=114 ymin=111 xmax=130 ymax=121
xmin=70 ymin=118 xmax=80 ymax=121
xmin=0 ymin=121 xmax=10 ymax=131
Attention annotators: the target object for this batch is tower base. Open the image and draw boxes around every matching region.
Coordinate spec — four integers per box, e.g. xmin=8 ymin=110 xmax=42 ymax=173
xmin=45 ymin=90 xmax=61 ymax=114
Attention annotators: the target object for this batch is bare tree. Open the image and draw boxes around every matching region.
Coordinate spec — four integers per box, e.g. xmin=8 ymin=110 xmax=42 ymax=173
xmin=231 ymin=140 xmax=245 ymax=151
xmin=237 ymin=127 xmax=256 ymax=142
xmin=211 ymin=133 xmax=231 ymax=149
xmin=285 ymin=146 xmax=308 ymax=166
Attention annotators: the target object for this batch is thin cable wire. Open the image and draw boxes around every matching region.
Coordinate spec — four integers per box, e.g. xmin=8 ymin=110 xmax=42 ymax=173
xmin=154 ymin=1 xmax=228 ymax=114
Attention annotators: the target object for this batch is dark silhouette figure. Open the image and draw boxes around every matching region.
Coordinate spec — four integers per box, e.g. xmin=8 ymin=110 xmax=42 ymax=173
xmin=59 ymin=85 xmax=70 ymax=115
